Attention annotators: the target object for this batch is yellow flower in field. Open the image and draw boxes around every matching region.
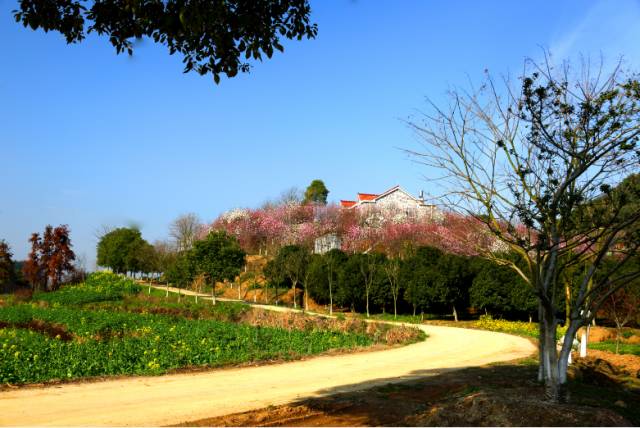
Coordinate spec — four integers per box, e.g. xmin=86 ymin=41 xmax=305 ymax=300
xmin=14 ymin=351 xmax=20 ymax=358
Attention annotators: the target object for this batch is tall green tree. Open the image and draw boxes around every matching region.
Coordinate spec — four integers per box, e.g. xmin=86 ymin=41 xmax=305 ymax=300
xmin=96 ymin=227 xmax=148 ymax=275
xmin=271 ymin=245 xmax=309 ymax=309
xmin=13 ymin=0 xmax=317 ymax=83
xmin=303 ymin=179 xmax=329 ymax=205
xmin=189 ymin=231 xmax=246 ymax=304
xmin=357 ymin=252 xmax=385 ymax=317
xmin=401 ymin=246 xmax=443 ymax=316
xmin=164 ymin=252 xmax=194 ymax=301
xmin=0 ymin=240 xmax=16 ymax=290
xmin=324 ymin=249 xmax=347 ymax=315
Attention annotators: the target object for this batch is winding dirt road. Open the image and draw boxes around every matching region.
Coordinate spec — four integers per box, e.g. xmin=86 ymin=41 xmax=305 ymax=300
xmin=0 ymin=289 xmax=536 ymax=426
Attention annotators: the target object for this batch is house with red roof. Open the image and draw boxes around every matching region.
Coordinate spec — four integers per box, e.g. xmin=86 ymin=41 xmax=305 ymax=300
xmin=340 ymin=185 xmax=438 ymax=221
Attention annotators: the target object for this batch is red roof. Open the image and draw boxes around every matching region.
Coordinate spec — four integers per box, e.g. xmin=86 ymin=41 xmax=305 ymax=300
xmin=357 ymin=193 xmax=378 ymax=201
xmin=340 ymin=200 xmax=357 ymax=208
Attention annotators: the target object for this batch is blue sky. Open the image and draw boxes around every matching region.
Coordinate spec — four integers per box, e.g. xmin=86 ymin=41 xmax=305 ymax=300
xmin=2 ymin=0 xmax=640 ymax=268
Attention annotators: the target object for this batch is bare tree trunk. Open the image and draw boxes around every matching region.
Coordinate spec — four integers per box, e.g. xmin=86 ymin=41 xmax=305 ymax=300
xmin=393 ymin=295 xmax=397 ymax=320
xmin=365 ymin=288 xmax=370 ymax=318
xmin=452 ymin=305 xmax=458 ymax=322
xmin=580 ymin=327 xmax=588 ymax=358
xmin=329 ymin=283 xmax=333 ymax=316
xmin=212 ymin=283 xmax=216 ymax=305
xmin=292 ymin=281 xmax=297 ymax=309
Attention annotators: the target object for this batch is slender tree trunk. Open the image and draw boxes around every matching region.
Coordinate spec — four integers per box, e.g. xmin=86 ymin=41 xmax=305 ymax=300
xmin=304 ymin=287 xmax=308 ymax=312
xmin=565 ymin=281 xmax=571 ymax=327
xmin=452 ymin=305 xmax=458 ymax=322
xmin=537 ymin=303 xmax=545 ymax=382
xmin=393 ymin=295 xmax=397 ymax=320
xmin=329 ymin=282 xmax=333 ymax=316
xmin=165 ymin=283 xmax=169 ymax=299
xmin=292 ymin=280 xmax=297 ymax=309
xmin=212 ymin=283 xmax=216 ymax=305
xmin=580 ymin=327 xmax=588 ymax=358
xmin=413 ymin=304 xmax=416 ymax=317
xmin=365 ymin=287 xmax=370 ymax=318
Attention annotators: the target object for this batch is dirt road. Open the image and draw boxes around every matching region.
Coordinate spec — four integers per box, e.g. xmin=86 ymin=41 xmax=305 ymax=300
xmin=0 ymin=290 xmax=536 ymax=426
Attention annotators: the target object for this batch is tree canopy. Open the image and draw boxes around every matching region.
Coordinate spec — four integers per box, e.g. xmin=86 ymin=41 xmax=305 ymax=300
xmin=189 ymin=230 xmax=246 ymax=285
xmin=0 ymin=240 xmax=16 ymax=289
xmin=303 ymin=179 xmax=329 ymax=205
xmin=13 ymin=0 xmax=317 ymax=83
xmin=23 ymin=225 xmax=76 ymax=291
xmin=96 ymin=227 xmax=149 ymax=274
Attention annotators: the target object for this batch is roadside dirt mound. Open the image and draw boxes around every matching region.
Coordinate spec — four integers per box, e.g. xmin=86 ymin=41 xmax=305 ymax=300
xmin=408 ymin=390 xmax=629 ymax=426
xmin=573 ymin=353 xmax=640 ymax=384
xmin=238 ymin=308 xmax=423 ymax=345
xmin=582 ymin=326 xmax=615 ymax=342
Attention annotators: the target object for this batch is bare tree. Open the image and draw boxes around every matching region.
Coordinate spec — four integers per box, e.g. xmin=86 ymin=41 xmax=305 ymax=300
xmin=93 ymin=224 xmax=114 ymax=242
xmin=169 ymin=213 xmax=202 ymax=252
xmin=408 ymin=55 xmax=640 ymax=402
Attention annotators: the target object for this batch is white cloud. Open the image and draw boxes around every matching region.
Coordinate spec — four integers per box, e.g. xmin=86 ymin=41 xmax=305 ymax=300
xmin=549 ymin=0 xmax=640 ymax=70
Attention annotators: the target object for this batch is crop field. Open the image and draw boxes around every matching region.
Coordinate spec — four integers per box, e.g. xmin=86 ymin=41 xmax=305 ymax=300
xmin=0 ymin=272 xmax=397 ymax=385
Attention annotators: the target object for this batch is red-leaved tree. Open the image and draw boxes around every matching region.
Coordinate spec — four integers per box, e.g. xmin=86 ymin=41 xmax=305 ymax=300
xmin=23 ymin=225 xmax=76 ymax=291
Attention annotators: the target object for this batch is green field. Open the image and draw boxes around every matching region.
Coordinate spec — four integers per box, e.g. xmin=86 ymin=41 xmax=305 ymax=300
xmin=0 ymin=272 xmax=420 ymax=385
xmin=588 ymin=341 xmax=640 ymax=356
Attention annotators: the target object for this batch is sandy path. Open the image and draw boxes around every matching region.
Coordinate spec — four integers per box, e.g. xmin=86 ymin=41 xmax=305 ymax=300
xmin=0 ymin=288 xmax=536 ymax=427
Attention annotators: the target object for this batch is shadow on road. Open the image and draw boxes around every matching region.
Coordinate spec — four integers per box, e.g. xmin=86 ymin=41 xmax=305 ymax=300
xmin=182 ymin=361 xmax=639 ymax=427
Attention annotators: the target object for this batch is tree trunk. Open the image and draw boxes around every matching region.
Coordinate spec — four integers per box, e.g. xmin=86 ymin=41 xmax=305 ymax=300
xmin=580 ymin=328 xmax=588 ymax=358
xmin=452 ymin=305 xmax=458 ymax=322
xmin=329 ymin=283 xmax=333 ymax=316
xmin=292 ymin=281 xmax=297 ymax=309
xmin=165 ymin=283 xmax=169 ymax=299
xmin=565 ymin=282 xmax=571 ymax=327
xmin=212 ymin=284 xmax=216 ymax=305
xmin=393 ymin=295 xmax=397 ymax=320
xmin=529 ymin=314 xmax=532 ymax=324
xmin=304 ymin=288 xmax=308 ymax=312
xmin=365 ymin=289 xmax=370 ymax=318
xmin=413 ymin=305 xmax=416 ymax=316
xmin=539 ymin=305 xmax=578 ymax=404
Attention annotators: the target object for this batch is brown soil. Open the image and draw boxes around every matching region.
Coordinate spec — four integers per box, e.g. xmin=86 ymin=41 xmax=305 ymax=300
xmin=0 ymin=319 xmax=73 ymax=341
xmin=577 ymin=350 xmax=640 ymax=378
xmin=183 ymin=361 xmax=639 ymax=427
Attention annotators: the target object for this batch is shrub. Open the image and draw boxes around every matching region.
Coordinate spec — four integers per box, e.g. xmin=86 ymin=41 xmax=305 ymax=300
xmin=34 ymin=272 xmax=140 ymax=306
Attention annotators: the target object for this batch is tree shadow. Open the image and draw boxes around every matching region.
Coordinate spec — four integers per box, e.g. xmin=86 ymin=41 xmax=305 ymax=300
xmin=195 ymin=362 xmax=639 ymax=427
